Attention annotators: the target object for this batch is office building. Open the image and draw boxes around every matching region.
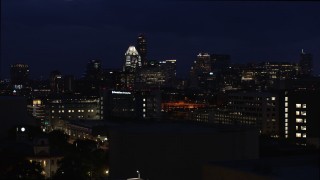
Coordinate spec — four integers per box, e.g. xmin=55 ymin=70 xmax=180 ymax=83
xmin=50 ymin=70 xmax=64 ymax=93
xmin=299 ymin=49 xmax=313 ymax=77
xmin=10 ymin=63 xmax=29 ymax=89
xmin=280 ymin=90 xmax=320 ymax=147
xmin=136 ymin=34 xmax=147 ymax=66
xmin=123 ymin=46 xmax=142 ymax=73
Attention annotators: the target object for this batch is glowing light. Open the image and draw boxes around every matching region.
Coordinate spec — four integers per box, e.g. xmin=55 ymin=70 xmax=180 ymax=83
xmin=112 ymin=91 xmax=131 ymax=95
xmin=21 ymin=127 xmax=26 ymax=132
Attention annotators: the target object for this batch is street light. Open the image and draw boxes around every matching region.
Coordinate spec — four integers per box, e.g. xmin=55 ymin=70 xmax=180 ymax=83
xmin=136 ymin=170 xmax=140 ymax=179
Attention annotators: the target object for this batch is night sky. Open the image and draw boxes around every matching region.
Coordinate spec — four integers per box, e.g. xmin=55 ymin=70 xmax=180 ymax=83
xmin=1 ymin=0 xmax=320 ymax=79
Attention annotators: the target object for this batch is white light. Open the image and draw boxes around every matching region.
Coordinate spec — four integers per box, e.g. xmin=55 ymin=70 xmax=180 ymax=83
xmin=21 ymin=127 xmax=25 ymax=132
xmin=112 ymin=91 xmax=131 ymax=95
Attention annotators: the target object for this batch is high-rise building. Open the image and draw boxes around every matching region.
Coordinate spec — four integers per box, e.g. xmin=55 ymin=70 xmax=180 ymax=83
xmin=136 ymin=34 xmax=147 ymax=66
xmin=85 ymin=60 xmax=102 ymax=80
xmin=123 ymin=46 xmax=142 ymax=73
xmin=299 ymin=49 xmax=313 ymax=76
xmin=211 ymin=54 xmax=230 ymax=71
xmin=10 ymin=63 xmax=29 ymax=89
xmin=280 ymin=90 xmax=319 ymax=147
xmin=50 ymin=70 xmax=64 ymax=93
xmin=189 ymin=53 xmax=211 ymax=89
xmin=159 ymin=60 xmax=177 ymax=87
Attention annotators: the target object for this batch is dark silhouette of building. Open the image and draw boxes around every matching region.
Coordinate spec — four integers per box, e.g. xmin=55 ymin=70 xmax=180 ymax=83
xmin=136 ymin=34 xmax=147 ymax=66
xmin=299 ymin=49 xmax=313 ymax=77
xmin=50 ymin=70 xmax=64 ymax=93
xmin=85 ymin=60 xmax=102 ymax=80
xmin=211 ymin=54 xmax=230 ymax=72
xmin=10 ymin=63 xmax=29 ymax=89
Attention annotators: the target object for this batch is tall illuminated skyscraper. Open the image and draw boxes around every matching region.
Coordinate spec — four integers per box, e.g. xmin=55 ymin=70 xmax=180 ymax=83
xmin=136 ymin=34 xmax=147 ymax=66
xmin=123 ymin=46 xmax=142 ymax=72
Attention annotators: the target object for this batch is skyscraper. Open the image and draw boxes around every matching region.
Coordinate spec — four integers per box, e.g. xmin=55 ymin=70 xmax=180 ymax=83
xmin=10 ymin=63 xmax=29 ymax=89
xmin=85 ymin=60 xmax=102 ymax=80
xmin=299 ymin=49 xmax=313 ymax=76
xmin=123 ymin=46 xmax=142 ymax=73
xmin=136 ymin=34 xmax=147 ymax=66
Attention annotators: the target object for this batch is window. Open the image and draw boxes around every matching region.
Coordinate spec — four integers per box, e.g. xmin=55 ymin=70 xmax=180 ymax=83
xmin=296 ymin=118 xmax=303 ymax=123
xmin=272 ymin=97 xmax=276 ymax=101
xmin=285 ymin=97 xmax=288 ymax=101
xmin=296 ymin=111 xmax=300 ymax=115
xmin=296 ymin=133 xmax=302 ymax=138
xmin=302 ymin=133 xmax=307 ymax=138
xmin=285 ymin=114 xmax=288 ymax=118
xmin=301 ymin=111 xmax=306 ymax=116
xmin=285 ymin=127 xmax=288 ymax=130
xmin=285 ymin=123 xmax=288 ymax=126
xmin=296 ymin=104 xmax=301 ymax=108
xmin=285 ymin=108 xmax=288 ymax=112
xmin=302 ymin=104 xmax=307 ymax=108
xmin=296 ymin=126 xmax=299 ymax=130
xmin=285 ymin=102 xmax=288 ymax=107
xmin=51 ymin=110 xmax=54 ymax=113
xmin=285 ymin=119 xmax=288 ymax=123
xmin=301 ymin=126 xmax=307 ymax=130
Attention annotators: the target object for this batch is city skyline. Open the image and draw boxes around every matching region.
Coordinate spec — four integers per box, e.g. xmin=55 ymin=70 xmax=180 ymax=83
xmin=1 ymin=0 xmax=320 ymax=78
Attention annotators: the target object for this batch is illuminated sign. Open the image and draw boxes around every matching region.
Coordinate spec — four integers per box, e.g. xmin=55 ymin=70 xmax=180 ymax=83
xmin=112 ymin=91 xmax=131 ymax=95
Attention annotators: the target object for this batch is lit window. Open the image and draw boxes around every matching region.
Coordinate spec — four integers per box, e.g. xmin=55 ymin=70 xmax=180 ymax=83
xmin=296 ymin=104 xmax=301 ymax=108
xmin=285 ymin=119 xmax=288 ymax=123
xmin=62 ymin=110 xmax=64 ymax=113
xmin=296 ymin=111 xmax=300 ymax=115
xmin=285 ymin=108 xmax=288 ymax=112
xmin=52 ymin=110 xmax=54 ymax=113
xmin=68 ymin=110 xmax=71 ymax=113
xmin=285 ymin=135 xmax=288 ymax=138
xmin=285 ymin=102 xmax=288 ymax=107
xmin=285 ymin=123 xmax=288 ymax=126
xmin=143 ymin=98 xmax=146 ymax=102
xmin=285 ymin=127 xmax=288 ymax=130
xmin=304 ymin=119 xmax=307 ymax=123
xmin=302 ymin=133 xmax=307 ymax=138
xmin=78 ymin=110 xmax=81 ymax=112
xmin=296 ymin=126 xmax=299 ymax=130
xmin=296 ymin=118 xmax=303 ymax=123
xmin=302 ymin=104 xmax=307 ymax=108
xmin=285 ymin=97 xmax=288 ymax=101
xmin=88 ymin=110 xmax=90 ymax=112
xmin=301 ymin=111 xmax=306 ymax=116
xmin=301 ymin=126 xmax=306 ymax=130
xmin=143 ymin=104 xmax=146 ymax=107
xmin=285 ymin=114 xmax=288 ymax=118
xmin=143 ymin=109 xmax=146 ymax=112
xmin=271 ymin=97 xmax=276 ymax=101
xmin=296 ymin=133 xmax=301 ymax=138
xmin=285 ymin=130 xmax=288 ymax=134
